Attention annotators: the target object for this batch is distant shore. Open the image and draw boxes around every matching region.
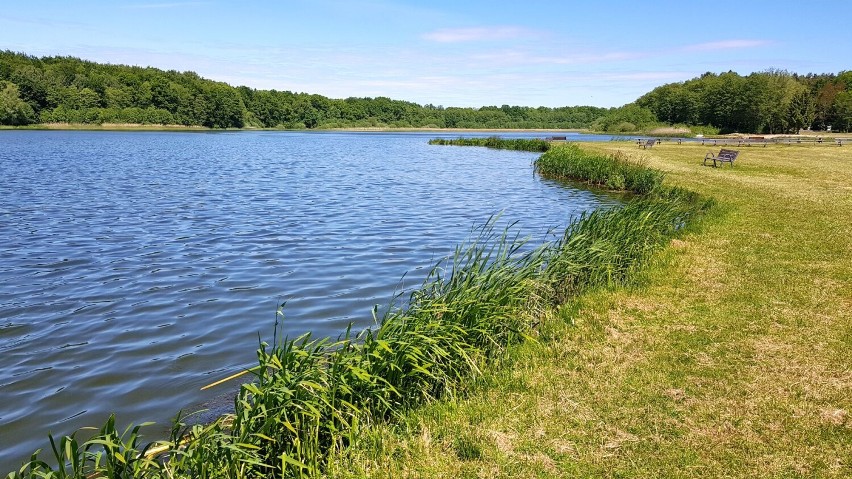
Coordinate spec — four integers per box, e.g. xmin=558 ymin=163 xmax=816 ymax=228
xmin=325 ymin=127 xmax=586 ymax=133
xmin=0 ymin=123 xmax=586 ymax=133
xmin=0 ymin=123 xmax=212 ymax=131
xmin=1 ymin=123 xmax=843 ymax=140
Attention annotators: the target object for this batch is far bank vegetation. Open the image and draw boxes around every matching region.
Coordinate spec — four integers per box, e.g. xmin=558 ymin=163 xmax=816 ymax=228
xmin=2 ymin=51 xmax=851 ymax=134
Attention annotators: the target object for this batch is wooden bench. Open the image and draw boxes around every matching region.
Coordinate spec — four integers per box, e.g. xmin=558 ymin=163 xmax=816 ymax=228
xmin=703 ymin=148 xmax=739 ymax=167
xmin=637 ymin=138 xmax=656 ymax=149
xmin=738 ymin=136 xmax=767 ymax=147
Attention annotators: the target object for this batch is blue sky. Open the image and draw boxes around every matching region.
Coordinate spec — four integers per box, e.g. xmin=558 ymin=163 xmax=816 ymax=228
xmin=2 ymin=0 xmax=850 ymax=108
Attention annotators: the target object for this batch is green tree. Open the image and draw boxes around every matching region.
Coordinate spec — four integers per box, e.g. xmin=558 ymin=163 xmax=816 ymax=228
xmin=201 ymin=83 xmax=245 ymax=128
xmin=812 ymin=80 xmax=842 ymax=130
xmin=0 ymin=81 xmax=36 ymax=125
xmin=787 ymin=88 xmax=815 ymax=132
xmin=138 ymin=81 xmax=155 ymax=108
xmin=77 ymin=87 xmax=102 ymax=109
xmin=637 ymin=83 xmax=700 ymax=125
xmin=756 ymin=70 xmax=809 ymax=133
xmin=594 ymin=104 xmax=658 ymax=132
xmin=833 ymin=91 xmax=852 ymax=132
xmin=291 ymin=96 xmax=319 ymax=128
xmin=10 ymin=64 xmax=53 ymax=110
xmin=105 ymin=86 xmax=134 ymax=109
xmin=836 ymin=71 xmax=852 ymax=90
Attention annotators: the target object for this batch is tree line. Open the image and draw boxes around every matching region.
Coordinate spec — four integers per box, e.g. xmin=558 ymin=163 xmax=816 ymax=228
xmin=3 ymin=51 xmax=850 ymax=133
xmin=0 ymin=51 xmax=604 ymax=129
xmin=635 ymin=69 xmax=852 ymax=133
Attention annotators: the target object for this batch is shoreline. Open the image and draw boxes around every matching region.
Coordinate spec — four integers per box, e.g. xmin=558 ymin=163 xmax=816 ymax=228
xmin=339 ymin=141 xmax=852 ymax=477
xmin=2 ymin=124 xmax=844 ymax=141
xmin=4 ymin=140 xmax=849 ymax=477
xmin=0 ymin=123 xmax=587 ymax=133
xmin=0 ymin=123 xmax=213 ymax=132
xmin=5 ymin=142 xmax=708 ymax=477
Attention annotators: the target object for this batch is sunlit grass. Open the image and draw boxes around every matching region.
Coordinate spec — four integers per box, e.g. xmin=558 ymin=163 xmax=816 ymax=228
xmin=330 ymin=142 xmax=852 ymax=478
xmin=6 ymin=143 xmax=713 ymax=479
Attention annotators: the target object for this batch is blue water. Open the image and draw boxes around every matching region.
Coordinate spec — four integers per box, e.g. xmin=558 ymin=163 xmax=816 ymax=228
xmin=0 ymin=130 xmax=619 ymax=469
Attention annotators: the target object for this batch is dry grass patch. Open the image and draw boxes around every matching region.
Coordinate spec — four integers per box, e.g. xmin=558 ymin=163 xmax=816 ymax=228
xmin=648 ymin=126 xmax=691 ymax=135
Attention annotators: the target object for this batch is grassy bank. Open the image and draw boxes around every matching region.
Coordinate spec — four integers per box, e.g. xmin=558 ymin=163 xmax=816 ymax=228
xmin=6 ymin=144 xmax=711 ymax=478
xmin=328 ymin=143 xmax=852 ymax=477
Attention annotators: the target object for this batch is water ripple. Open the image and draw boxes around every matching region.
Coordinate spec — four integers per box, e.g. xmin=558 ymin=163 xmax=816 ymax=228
xmin=0 ymin=130 xmax=619 ymax=469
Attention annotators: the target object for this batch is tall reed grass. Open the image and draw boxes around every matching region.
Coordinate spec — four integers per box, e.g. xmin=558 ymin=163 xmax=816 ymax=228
xmin=7 ymin=143 xmax=711 ymax=479
xmin=534 ymin=143 xmax=663 ymax=193
xmin=428 ymin=137 xmax=552 ymax=152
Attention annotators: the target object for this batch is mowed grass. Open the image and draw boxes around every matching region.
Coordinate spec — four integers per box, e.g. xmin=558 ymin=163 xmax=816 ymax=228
xmin=329 ymin=143 xmax=852 ymax=478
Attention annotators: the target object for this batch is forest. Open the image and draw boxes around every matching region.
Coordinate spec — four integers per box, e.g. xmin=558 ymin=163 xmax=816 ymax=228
xmin=0 ymin=51 xmax=603 ymax=129
xmin=1 ymin=50 xmax=851 ymax=133
xmin=635 ymin=69 xmax=852 ymax=133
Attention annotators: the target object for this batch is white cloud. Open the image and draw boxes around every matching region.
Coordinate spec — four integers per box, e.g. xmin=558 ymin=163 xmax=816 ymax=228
xmin=121 ymin=2 xmax=206 ymax=9
xmin=597 ymin=71 xmax=691 ymax=81
xmin=683 ymin=39 xmax=771 ymax=52
xmin=422 ymin=26 xmax=533 ymax=43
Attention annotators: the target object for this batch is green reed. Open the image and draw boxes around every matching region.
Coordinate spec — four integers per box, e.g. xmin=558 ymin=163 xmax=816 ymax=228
xmin=428 ymin=137 xmax=552 ymax=152
xmin=535 ymin=143 xmax=664 ymax=194
xmin=6 ymin=143 xmax=711 ymax=479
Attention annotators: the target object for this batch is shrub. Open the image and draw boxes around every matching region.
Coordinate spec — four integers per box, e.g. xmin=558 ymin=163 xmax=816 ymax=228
xmin=612 ymin=121 xmax=637 ymax=132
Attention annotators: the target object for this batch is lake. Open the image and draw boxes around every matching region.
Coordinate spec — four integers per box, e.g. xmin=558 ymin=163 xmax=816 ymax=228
xmin=0 ymin=130 xmax=619 ymax=469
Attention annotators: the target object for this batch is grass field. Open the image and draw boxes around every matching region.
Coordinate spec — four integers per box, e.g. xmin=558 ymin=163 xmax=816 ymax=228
xmin=329 ymin=142 xmax=852 ymax=478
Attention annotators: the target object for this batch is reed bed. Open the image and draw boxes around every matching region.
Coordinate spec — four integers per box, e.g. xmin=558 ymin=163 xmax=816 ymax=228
xmin=535 ymin=143 xmax=664 ymax=194
xmin=428 ymin=137 xmax=552 ymax=152
xmin=6 ymin=144 xmax=710 ymax=479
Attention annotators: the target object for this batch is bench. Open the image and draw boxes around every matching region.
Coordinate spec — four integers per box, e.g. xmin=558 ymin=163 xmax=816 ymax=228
xmin=638 ymin=138 xmax=656 ymax=149
xmin=738 ymin=136 xmax=767 ymax=147
xmin=703 ymin=148 xmax=739 ymax=167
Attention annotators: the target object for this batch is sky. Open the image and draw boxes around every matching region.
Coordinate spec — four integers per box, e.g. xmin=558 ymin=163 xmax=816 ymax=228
xmin=1 ymin=0 xmax=850 ymax=108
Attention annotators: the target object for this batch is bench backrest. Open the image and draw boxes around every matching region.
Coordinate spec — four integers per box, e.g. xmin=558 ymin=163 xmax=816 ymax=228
xmin=719 ymin=149 xmax=739 ymax=160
